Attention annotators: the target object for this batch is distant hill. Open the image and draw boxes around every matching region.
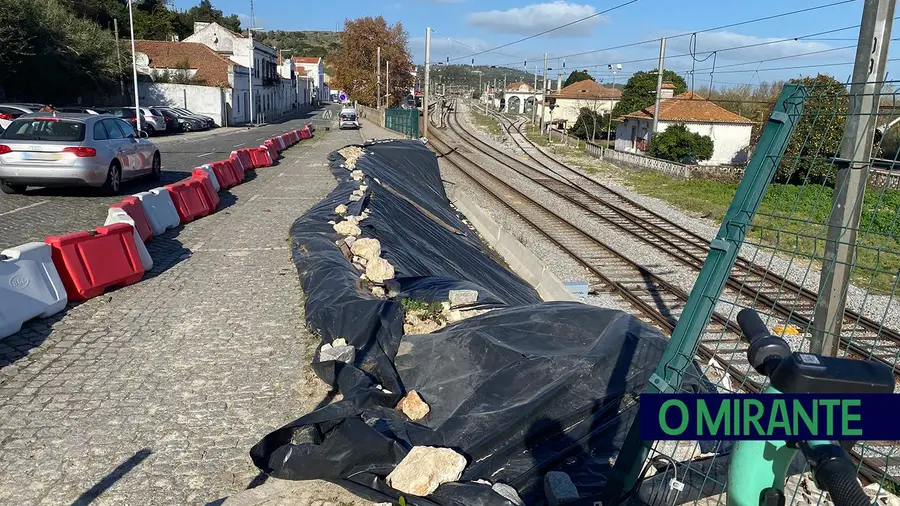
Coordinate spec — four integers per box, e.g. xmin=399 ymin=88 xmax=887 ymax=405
xmin=418 ymin=65 xmax=541 ymax=90
xmin=259 ymin=30 xmax=342 ymax=60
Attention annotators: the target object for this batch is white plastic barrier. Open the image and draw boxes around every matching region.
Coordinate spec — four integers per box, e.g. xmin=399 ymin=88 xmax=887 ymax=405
xmin=276 ymin=136 xmax=287 ymax=150
xmin=197 ymin=165 xmax=221 ymax=192
xmin=230 ymin=151 xmax=249 ymax=173
xmin=0 ymin=242 xmax=68 ymax=339
xmin=104 ymin=209 xmax=154 ymax=271
xmin=133 ymin=187 xmax=180 ymax=236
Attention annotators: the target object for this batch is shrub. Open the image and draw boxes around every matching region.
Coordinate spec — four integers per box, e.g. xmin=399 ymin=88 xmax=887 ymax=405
xmin=647 ymin=124 xmax=714 ymax=162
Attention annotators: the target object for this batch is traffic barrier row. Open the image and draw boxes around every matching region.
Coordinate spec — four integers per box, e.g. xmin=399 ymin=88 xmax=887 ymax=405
xmin=1 ymin=122 xmax=315 ymax=339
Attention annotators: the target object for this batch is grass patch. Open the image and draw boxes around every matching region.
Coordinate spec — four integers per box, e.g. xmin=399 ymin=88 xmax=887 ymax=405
xmin=470 ymin=109 xmax=501 ymax=136
xmin=611 ymin=171 xmax=900 ymax=294
xmin=400 ymin=298 xmax=447 ymax=323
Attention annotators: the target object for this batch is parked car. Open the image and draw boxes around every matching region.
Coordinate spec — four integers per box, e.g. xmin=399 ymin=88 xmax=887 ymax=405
xmin=0 ymin=113 xmax=161 ymax=195
xmin=339 ymin=107 xmax=360 ymax=130
xmin=137 ymin=107 xmax=171 ymax=136
xmin=156 ymin=107 xmax=205 ymax=132
xmin=107 ymin=107 xmax=150 ymax=133
xmin=153 ymin=108 xmax=181 ymax=133
xmin=56 ymin=106 xmax=111 ymax=115
xmin=170 ymin=107 xmax=215 ymax=129
xmin=0 ymin=104 xmax=44 ymax=130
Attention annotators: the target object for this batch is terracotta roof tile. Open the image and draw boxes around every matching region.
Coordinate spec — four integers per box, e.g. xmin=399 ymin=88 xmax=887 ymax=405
xmin=551 ymin=79 xmax=621 ymax=100
xmin=134 ymin=40 xmax=235 ymax=87
xmin=619 ymin=91 xmax=753 ymax=124
xmin=292 ymin=56 xmax=320 ymax=64
xmin=506 ymin=81 xmax=534 ymax=91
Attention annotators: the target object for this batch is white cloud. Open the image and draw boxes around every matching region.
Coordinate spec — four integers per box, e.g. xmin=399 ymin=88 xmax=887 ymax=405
xmin=667 ymin=31 xmax=850 ymax=63
xmin=466 ymin=2 xmax=606 ymax=37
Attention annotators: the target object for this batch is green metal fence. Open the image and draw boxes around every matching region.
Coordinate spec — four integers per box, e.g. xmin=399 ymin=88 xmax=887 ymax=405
xmin=610 ymin=74 xmax=900 ymax=504
xmin=385 ymin=107 xmax=420 ymax=138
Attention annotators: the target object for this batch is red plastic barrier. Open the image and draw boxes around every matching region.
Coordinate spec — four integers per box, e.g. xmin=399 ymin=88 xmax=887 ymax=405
xmin=231 ymin=149 xmax=253 ymax=172
xmin=299 ymin=126 xmax=312 ymax=140
xmin=263 ymin=141 xmax=278 ymax=161
xmin=165 ymin=179 xmax=210 ymax=223
xmin=192 ymin=170 xmax=220 ymax=211
xmin=45 ymin=223 xmax=145 ymax=301
xmin=249 ymin=147 xmax=272 ymax=168
xmin=276 ymin=135 xmax=287 ymax=150
xmin=110 ymin=196 xmax=152 ymax=243
xmin=285 ymin=132 xmax=296 ymax=145
xmin=306 ymin=122 xmax=315 ymax=133
xmin=290 ymin=131 xmax=300 ymax=143
xmin=226 ymin=157 xmax=245 ymax=183
xmin=209 ymin=160 xmax=237 ymax=189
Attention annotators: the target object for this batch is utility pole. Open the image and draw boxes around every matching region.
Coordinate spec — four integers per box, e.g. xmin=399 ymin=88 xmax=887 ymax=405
xmin=376 ymin=46 xmax=381 ymax=109
xmin=651 ymin=37 xmax=666 ymax=140
xmin=385 ymin=60 xmax=390 ymax=108
xmin=126 ymin=0 xmax=140 ymax=133
xmin=606 ymin=64 xmax=621 ymax=146
xmin=113 ymin=19 xmax=125 ymax=97
xmin=540 ymin=53 xmax=548 ymax=133
xmin=423 ymin=27 xmax=431 ymax=139
xmin=532 ymin=66 xmax=538 ymax=124
xmin=812 ymin=0 xmax=896 ymax=356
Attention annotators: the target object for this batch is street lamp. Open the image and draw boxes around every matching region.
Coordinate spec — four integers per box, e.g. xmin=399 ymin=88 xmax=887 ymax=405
xmin=606 ymin=63 xmax=622 ymax=147
xmin=248 ymin=26 xmax=264 ymax=125
xmin=126 ymin=0 xmax=141 ymax=133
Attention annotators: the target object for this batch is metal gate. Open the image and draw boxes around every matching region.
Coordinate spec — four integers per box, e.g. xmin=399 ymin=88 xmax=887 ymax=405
xmin=385 ymin=107 xmax=419 ymax=138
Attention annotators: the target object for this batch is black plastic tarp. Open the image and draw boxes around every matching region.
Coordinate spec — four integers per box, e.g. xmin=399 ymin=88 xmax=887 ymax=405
xmin=250 ymin=139 xmax=692 ymax=505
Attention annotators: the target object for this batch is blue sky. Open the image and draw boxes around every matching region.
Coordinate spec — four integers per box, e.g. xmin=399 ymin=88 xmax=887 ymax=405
xmin=172 ymin=0 xmax=895 ymax=88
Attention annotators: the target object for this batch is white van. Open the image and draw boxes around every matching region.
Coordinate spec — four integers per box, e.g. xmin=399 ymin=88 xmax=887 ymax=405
xmin=339 ymin=107 xmax=360 ymax=130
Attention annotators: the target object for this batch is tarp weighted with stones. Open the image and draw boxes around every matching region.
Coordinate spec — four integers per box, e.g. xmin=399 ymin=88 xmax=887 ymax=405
xmin=251 ymin=139 xmax=703 ymax=505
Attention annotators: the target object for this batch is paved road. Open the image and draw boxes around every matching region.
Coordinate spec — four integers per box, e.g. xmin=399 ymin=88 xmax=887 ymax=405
xmin=0 ymin=105 xmax=340 ymax=249
xmin=0 ymin=105 xmax=377 ymax=505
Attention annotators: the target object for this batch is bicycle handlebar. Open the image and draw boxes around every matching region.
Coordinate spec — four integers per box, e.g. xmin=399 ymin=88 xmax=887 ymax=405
xmin=736 ymin=309 xmax=770 ymax=343
xmin=816 ymin=456 xmax=872 ymax=506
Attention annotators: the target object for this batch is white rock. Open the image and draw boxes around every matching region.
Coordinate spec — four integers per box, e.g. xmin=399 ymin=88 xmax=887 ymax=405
xmin=343 ymin=236 xmax=357 ymax=248
xmin=346 ymin=215 xmax=359 ymax=225
xmin=448 ymin=289 xmax=478 ymax=308
xmin=493 ymin=483 xmax=524 ymax=506
xmin=372 ymin=286 xmax=386 ymax=297
xmin=351 ymin=238 xmax=382 ymax=261
xmin=349 ymin=194 xmax=362 ymax=202
xmin=332 ymin=338 xmax=347 ymax=347
xmin=319 ymin=344 xmax=355 ymax=363
xmin=359 ymin=184 xmax=368 ymax=192
xmin=366 ymin=257 xmax=395 ymax=283
xmin=333 ymin=220 xmax=361 ymax=237
xmin=334 ymin=204 xmax=347 ymax=216
xmin=386 ymin=446 xmax=467 ymax=496
xmin=351 ymin=169 xmax=365 ymax=181
xmin=396 ymin=390 xmax=430 ymax=420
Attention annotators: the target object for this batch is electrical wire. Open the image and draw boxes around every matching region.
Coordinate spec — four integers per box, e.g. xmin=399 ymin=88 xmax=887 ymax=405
xmin=449 ymin=0 xmax=639 ymax=62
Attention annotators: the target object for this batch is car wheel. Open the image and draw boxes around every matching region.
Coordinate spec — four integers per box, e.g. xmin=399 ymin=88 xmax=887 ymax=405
xmin=150 ymin=152 xmax=161 ymax=180
xmin=100 ymin=161 xmax=122 ymax=195
xmin=0 ymin=181 xmax=26 ymax=194
xmin=145 ymin=125 xmax=156 ymax=136
xmin=182 ymin=123 xmax=193 ymax=132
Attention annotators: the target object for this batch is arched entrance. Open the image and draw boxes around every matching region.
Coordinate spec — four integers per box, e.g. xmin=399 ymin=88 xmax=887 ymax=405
xmin=507 ymin=96 xmax=521 ymax=114
xmin=524 ymin=96 xmax=535 ymax=115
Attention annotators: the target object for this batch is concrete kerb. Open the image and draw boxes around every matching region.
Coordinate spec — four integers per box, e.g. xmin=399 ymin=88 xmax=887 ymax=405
xmin=447 ymin=186 xmax=575 ymax=302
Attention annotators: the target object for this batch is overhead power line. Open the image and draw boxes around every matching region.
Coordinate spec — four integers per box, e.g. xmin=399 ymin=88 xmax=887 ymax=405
xmin=449 ymin=0 xmax=639 ymax=62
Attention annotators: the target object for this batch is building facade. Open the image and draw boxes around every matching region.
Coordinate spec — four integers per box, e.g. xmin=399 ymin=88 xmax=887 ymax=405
xmin=184 ymin=21 xmax=294 ymax=122
xmin=291 ymin=57 xmax=330 ymax=102
xmin=541 ymin=79 xmax=621 ymax=128
xmin=615 ymin=88 xmax=753 ymax=165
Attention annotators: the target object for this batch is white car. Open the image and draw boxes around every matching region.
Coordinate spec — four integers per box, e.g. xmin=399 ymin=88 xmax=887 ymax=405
xmin=339 ymin=108 xmax=360 ymax=130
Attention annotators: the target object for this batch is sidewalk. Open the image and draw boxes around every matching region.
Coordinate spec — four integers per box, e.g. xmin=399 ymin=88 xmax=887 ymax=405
xmin=0 ymin=123 xmax=368 ymax=504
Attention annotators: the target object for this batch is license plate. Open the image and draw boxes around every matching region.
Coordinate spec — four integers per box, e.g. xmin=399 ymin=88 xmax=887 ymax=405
xmin=22 ymin=152 xmax=63 ymax=161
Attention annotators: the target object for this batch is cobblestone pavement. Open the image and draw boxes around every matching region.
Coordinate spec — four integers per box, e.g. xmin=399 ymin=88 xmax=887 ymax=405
xmin=0 ymin=107 xmax=329 ymax=249
xmin=0 ymin=118 xmax=373 ymax=505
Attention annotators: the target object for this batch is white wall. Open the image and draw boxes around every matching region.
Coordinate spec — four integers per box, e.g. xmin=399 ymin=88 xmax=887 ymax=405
xmin=615 ymin=118 xmax=752 ymax=165
xmin=541 ymin=98 xmax=618 ymax=126
xmin=138 ymin=82 xmax=225 ymax=126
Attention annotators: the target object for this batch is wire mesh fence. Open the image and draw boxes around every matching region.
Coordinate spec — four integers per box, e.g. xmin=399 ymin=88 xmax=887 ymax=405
xmin=616 ymin=76 xmax=900 ymax=504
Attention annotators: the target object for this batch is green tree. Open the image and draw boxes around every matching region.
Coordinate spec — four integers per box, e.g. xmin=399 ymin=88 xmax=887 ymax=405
xmin=647 ymin=124 xmax=714 ymax=162
xmin=568 ymin=107 xmax=615 ymax=141
xmin=563 ymin=70 xmax=594 ymax=88
xmin=0 ymin=0 xmax=125 ymax=102
xmin=331 ymin=16 xmax=413 ymax=107
xmin=611 ymin=70 xmax=688 ymax=118
xmin=777 ymin=74 xmax=848 ymax=184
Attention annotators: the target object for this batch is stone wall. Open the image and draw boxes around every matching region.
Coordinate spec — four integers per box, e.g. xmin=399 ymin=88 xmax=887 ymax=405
xmin=585 ymin=143 xmax=747 ymax=183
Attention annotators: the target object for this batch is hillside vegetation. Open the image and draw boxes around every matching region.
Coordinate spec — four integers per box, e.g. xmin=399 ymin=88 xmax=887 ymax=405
xmin=259 ymin=30 xmax=342 ymax=59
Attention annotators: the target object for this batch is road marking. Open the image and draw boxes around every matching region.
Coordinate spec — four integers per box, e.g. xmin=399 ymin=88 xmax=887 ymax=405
xmin=255 ymin=137 xmax=265 ymax=141
xmin=0 ymin=200 xmax=48 ymax=216
xmin=232 ymin=142 xmax=245 ymax=147
xmin=197 ymin=151 xmax=215 ymax=158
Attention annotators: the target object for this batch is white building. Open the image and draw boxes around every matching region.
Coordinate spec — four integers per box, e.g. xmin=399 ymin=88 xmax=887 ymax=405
xmin=502 ymin=82 xmax=542 ymax=115
xmin=541 ymin=79 xmax=620 ymax=128
xmin=133 ymin=39 xmax=250 ymax=126
xmin=184 ymin=21 xmax=293 ymax=122
xmin=292 ymin=57 xmax=330 ymax=102
xmin=615 ymin=87 xmax=754 ymax=165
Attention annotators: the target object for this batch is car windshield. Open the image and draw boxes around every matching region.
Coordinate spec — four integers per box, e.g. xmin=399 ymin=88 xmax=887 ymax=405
xmin=0 ymin=118 xmax=86 ymax=141
xmin=341 ymin=113 xmax=357 ymax=121
xmin=110 ymin=108 xmax=138 ymax=118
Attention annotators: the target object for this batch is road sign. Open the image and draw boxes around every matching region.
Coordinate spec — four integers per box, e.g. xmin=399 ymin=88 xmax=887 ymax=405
xmin=339 ymin=93 xmax=347 ymax=101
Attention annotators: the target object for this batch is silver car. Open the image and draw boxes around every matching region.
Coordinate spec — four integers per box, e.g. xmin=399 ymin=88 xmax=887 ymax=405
xmin=0 ymin=113 xmax=161 ymax=195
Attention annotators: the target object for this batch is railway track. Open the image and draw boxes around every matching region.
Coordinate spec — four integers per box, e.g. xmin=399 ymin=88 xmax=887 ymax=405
xmin=456 ymin=106 xmax=900 ymax=378
xmin=431 ymin=101 xmax=897 ymax=483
